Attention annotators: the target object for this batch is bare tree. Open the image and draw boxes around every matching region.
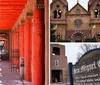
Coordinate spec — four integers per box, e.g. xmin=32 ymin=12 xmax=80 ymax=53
xmin=77 ymin=44 xmax=100 ymax=61
xmin=77 ymin=52 xmax=83 ymax=61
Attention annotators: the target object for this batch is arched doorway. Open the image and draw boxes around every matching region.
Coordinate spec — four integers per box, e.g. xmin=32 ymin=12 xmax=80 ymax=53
xmin=0 ymin=33 xmax=9 ymax=60
xmin=72 ymin=32 xmax=84 ymax=42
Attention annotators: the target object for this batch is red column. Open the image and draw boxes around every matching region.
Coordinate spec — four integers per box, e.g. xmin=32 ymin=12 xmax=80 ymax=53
xmin=27 ymin=0 xmax=30 ymax=3
xmin=32 ymin=8 xmax=45 ymax=85
xmin=13 ymin=30 xmax=20 ymax=70
xmin=20 ymin=24 xmax=24 ymax=58
xmin=24 ymin=16 xmax=32 ymax=81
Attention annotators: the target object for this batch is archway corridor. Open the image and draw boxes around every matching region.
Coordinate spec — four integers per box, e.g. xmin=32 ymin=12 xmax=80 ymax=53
xmin=0 ymin=0 xmax=49 ymax=85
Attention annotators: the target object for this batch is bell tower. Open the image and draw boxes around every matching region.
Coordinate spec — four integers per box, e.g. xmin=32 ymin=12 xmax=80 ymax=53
xmin=88 ymin=0 xmax=100 ymax=42
xmin=50 ymin=0 xmax=68 ymax=20
xmin=88 ymin=0 xmax=100 ymax=18
xmin=50 ymin=0 xmax=68 ymax=41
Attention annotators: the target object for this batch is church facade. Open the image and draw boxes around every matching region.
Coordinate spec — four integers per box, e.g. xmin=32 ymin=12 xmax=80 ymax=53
xmin=50 ymin=0 xmax=100 ymax=42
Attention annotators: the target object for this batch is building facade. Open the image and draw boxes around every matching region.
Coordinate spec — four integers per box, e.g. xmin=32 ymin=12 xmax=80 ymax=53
xmin=50 ymin=0 xmax=100 ymax=42
xmin=50 ymin=44 xmax=68 ymax=84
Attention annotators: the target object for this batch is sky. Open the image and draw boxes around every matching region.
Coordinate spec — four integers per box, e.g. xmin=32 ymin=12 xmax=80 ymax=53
xmin=59 ymin=43 xmax=83 ymax=64
xmin=50 ymin=0 xmax=89 ymax=10
xmin=58 ymin=43 xmax=100 ymax=65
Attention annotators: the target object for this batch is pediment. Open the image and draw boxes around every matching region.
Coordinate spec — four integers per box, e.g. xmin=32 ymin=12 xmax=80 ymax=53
xmin=68 ymin=3 xmax=89 ymax=15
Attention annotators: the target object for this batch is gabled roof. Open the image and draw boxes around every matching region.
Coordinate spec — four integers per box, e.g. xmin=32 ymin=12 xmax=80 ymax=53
xmin=68 ymin=3 xmax=89 ymax=15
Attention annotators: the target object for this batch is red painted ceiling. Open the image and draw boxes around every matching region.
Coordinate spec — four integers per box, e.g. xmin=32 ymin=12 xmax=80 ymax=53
xmin=0 ymin=0 xmax=27 ymax=30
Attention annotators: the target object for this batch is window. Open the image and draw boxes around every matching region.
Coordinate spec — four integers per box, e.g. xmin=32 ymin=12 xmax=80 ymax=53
xmin=51 ymin=70 xmax=63 ymax=83
xmin=95 ymin=9 xmax=99 ymax=18
xmin=58 ymin=10 xmax=62 ymax=18
xmin=74 ymin=19 xmax=83 ymax=28
xmin=53 ymin=47 xmax=60 ymax=55
xmin=76 ymin=9 xmax=80 ymax=14
xmin=97 ymin=34 xmax=100 ymax=36
xmin=54 ymin=10 xmax=57 ymax=18
xmin=56 ymin=4 xmax=60 ymax=8
xmin=53 ymin=10 xmax=62 ymax=19
xmin=97 ymin=4 xmax=100 ymax=7
xmin=55 ymin=60 xmax=59 ymax=67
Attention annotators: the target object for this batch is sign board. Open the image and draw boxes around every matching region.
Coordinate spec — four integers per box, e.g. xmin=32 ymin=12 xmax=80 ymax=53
xmin=72 ymin=49 xmax=100 ymax=85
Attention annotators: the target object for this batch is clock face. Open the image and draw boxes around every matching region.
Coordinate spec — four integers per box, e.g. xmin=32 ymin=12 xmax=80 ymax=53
xmin=74 ymin=19 xmax=83 ymax=28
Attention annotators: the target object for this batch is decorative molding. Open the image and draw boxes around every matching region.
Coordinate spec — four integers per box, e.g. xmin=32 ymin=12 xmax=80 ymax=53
xmin=35 ymin=4 xmax=44 ymax=9
xmin=71 ymin=31 xmax=85 ymax=39
xmin=21 ymin=20 xmax=25 ymax=25
xmin=26 ymin=12 xmax=33 ymax=18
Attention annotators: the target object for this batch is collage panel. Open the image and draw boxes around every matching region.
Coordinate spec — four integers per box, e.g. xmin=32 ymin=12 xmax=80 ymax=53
xmin=0 ymin=0 xmax=49 ymax=85
xmin=50 ymin=43 xmax=100 ymax=85
xmin=50 ymin=0 xmax=100 ymax=42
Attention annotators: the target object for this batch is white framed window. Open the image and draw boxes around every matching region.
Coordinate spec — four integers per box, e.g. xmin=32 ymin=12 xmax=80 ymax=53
xmin=55 ymin=60 xmax=59 ymax=67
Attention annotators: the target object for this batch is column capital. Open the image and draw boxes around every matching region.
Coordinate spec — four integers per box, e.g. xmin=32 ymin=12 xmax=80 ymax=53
xmin=17 ymin=24 xmax=20 ymax=28
xmin=21 ymin=20 xmax=25 ymax=25
xmin=19 ymin=20 xmax=25 ymax=27
xmin=35 ymin=4 xmax=44 ymax=9
xmin=12 ymin=27 xmax=16 ymax=33
xmin=14 ymin=24 xmax=20 ymax=31
xmin=25 ymin=12 xmax=33 ymax=19
xmin=35 ymin=0 xmax=44 ymax=8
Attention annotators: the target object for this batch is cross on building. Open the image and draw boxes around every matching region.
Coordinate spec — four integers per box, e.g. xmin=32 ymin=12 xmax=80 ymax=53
xmin=77 ymin=0 xmax=79 ymax=3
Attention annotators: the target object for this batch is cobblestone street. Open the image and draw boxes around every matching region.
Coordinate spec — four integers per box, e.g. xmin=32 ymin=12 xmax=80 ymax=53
xmin=0 ymin=60 xmax=32 ymax=85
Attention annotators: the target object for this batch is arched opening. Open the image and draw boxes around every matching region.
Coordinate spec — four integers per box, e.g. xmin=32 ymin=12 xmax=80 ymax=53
xmin=94 ymin=9 xmax=100 ymax=18
xmin=94 ymin=9 xmax=99 ymax=18
xmin=54 ymin=10 xmax=57 ymax=19
xmin=0 ymin=33 xmax=9 ymax=61
xmin=58 ymin=10 xmax=62 ymax=18
xmin=73 ymin=33 xmax=84 ymax=42
xmin=52 ymin=47 xmax=60 ymax=55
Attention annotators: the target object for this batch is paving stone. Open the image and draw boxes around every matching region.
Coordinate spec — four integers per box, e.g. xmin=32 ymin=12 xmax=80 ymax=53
xmin=0 ymin=60 xmax=32 ymax=85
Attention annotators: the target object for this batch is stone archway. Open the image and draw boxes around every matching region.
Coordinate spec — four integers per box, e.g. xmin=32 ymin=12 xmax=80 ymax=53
xmin=71 ymin=31 xmax=85 ymax=42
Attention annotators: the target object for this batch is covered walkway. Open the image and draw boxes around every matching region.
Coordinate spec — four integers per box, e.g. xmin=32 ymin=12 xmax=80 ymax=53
xmin=0 ymin=0 xmax=49 ymax=85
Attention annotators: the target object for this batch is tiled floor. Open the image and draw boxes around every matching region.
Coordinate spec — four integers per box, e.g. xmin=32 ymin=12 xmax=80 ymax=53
xmin=0 ymin=60 xmax=32 ymax=85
